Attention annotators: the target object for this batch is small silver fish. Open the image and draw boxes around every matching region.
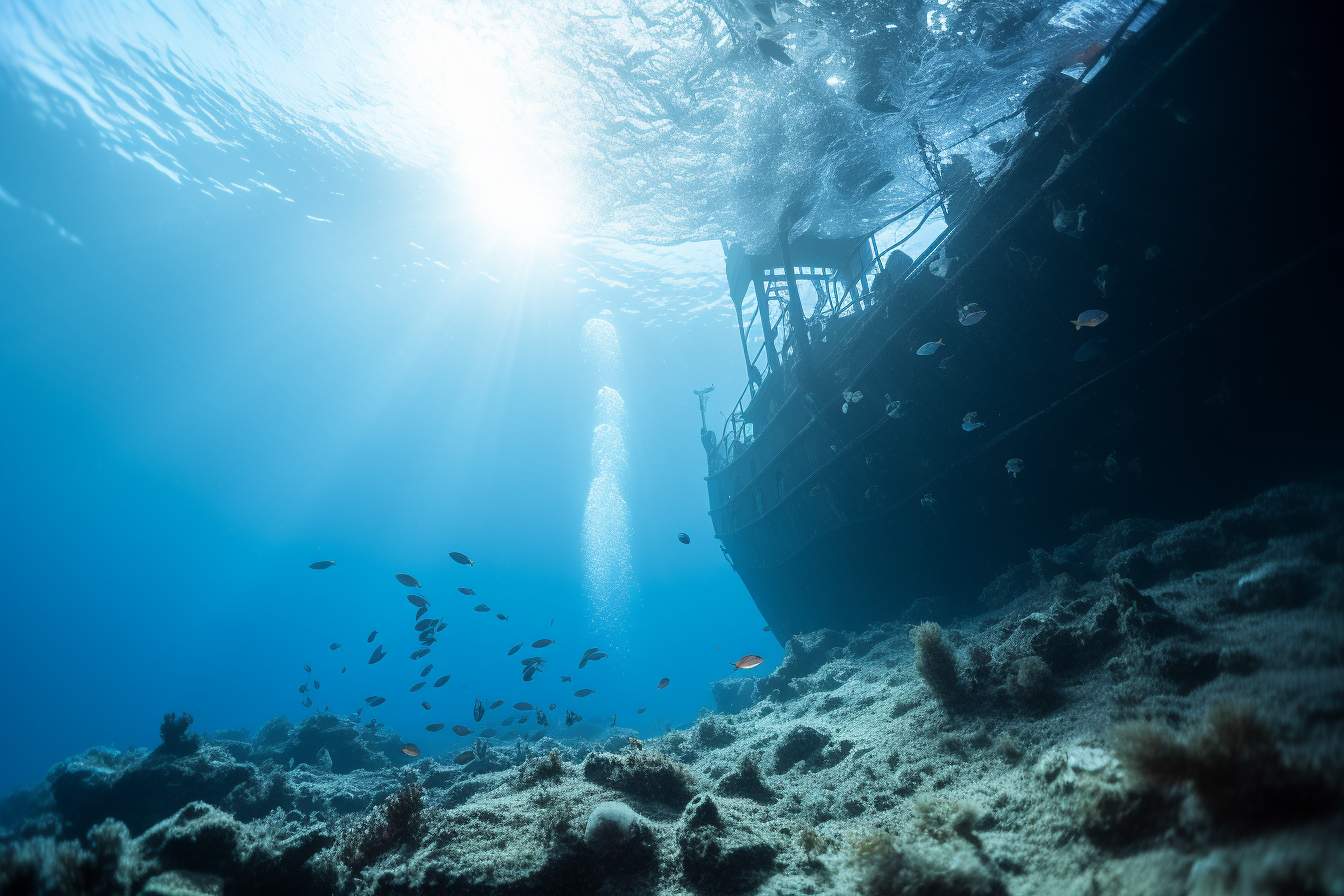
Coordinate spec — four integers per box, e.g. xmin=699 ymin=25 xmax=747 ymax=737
xmin=917 ymin=339 xmax=945 ymax=356
xmin=958 ymin=303 xmax=986 ymax=326
xmin=961 ymin=412 xmax=985 ymax=432
xmin=1071 ymin=310 xmax=1107 ymax=329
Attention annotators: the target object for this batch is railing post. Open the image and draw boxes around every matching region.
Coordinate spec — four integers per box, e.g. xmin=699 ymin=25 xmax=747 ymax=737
xmin=752 ymin=273 xmax=782 ymax=374
xmin=777 ymin=225 xmax=812 ymax=375
xmin=731 ymin=292 xmax=761 ymax=395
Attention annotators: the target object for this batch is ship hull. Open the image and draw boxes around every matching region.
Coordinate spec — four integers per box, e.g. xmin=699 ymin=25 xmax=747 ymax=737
xmin=708 ymin=0 xmax=1344 ymax=641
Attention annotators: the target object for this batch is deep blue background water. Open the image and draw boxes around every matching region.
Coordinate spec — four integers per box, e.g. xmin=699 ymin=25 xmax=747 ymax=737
xmin=0 ymin=86 xmax=781 ymax=796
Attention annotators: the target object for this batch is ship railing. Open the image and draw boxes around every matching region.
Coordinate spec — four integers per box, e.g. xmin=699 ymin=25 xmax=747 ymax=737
xmin=710 ymin=193 xmax=950 ymax=475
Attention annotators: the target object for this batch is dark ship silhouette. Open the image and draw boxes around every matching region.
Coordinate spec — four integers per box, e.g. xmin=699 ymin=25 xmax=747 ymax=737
xmin=701 ymin=0 xmax=1343 ymax=641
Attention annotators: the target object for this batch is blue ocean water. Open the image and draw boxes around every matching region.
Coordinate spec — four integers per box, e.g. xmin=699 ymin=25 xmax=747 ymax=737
xmin=0 ymin=0 xmax=1133 ymax=797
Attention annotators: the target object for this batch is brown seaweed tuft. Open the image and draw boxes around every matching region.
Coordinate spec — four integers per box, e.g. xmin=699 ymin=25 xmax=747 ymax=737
xmin=1114 ymin=703 xmax=1336 ymax=828
xmin=338 ymin=781 xmax=424 ymax=874
xmin=910 ymin=622 xmax=961 ymax=705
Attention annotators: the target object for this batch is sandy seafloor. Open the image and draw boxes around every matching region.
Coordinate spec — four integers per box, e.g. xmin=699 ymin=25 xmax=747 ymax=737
xmin=3 ymin=482 xmax=1343 ymax=896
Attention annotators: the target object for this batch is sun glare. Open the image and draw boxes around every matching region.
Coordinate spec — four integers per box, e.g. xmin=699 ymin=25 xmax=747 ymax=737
xmin=392 ymin=5 xmax=569 ymax=236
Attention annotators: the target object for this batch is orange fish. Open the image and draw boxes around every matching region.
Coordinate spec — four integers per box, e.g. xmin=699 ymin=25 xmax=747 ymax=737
xmin=401 ymin=744 xmax=420 ymax=757
xmin=657 ymin=678 xmax=670 ymax=690
xmin=731 ymin=654 xmax=765 ymax=671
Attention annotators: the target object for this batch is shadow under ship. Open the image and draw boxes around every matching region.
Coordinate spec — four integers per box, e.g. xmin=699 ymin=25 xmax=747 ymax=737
xmin=702 ymin=0 xmax=1344 ymax=642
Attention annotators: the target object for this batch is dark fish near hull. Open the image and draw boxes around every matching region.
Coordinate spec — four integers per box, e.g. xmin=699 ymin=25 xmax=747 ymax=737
xmin=414 ymin=618 xmax=434 ymax=631
xmin=574 ymin=689 xmax=595 ymax=697
xmin=496 ymin=614 xmax=508 ymax=621
xmin=408 ymin=594 xmax=429 ymax=609
xmin=416 ymin=606 xmax=427 ymax=620
xmin=420 ymin=664 xmax=433 ymax=677
xmin=637 ymin=707 xmax=646 ymax=714
xmin=421 ymin=701 xmax=431 ymax=710
xmin=449 ymin=552 xmax=474 ymax=566
xmin=367 ymin=630 xmax=377 ymax=643
xmin=677 ymin=532 xmax=690 ymax=544
xmin=731 ymin=654 xmax=765 ymax=671
xmin=513 ymin=702 xmax=533 ymax=711
xmin=452 ymin=725 xmax=473 ymax=736
xmin=454 ymin=751 xmax=475 ymax=764
xmin=501 ymin=718 xmax=514 ymax=726
xmin=434 ymin=675 xmax=450 ymax=687
xmin=369 ymin=646 xmax=387 ymax=664
xmin=508 ymin=644 xmax=522 ymax=656
xmin=490 ymin=699 xmax=504 ymax=709
xmin=301 ymin=697 xmax=311 ymax=707
xmin=366 ymin=696 xmax=385 ymax=707
xmin=457 ymin=587 xmax=475 ymax=595
xmin=395 ymin=573 xmax=421 ymax=588
xmin=658 ymin=678 xmax=669 ymax=690
xmin=303 ymin=665 xmax=311 ymax=673
xmin=757 ymin=37 xmax=794 ymax=65
xmin=480 ymin=728 xmax=496 ymax=738
xmin=522 ymin=665 xmax=538 ymax=681
xmin=309 ymin=561 xmax=336 ymax=569
xmin=472 ymin=698 xmax=485 ymax=722
xmin=474 ymin=605 xmax=490 ymax=613
xmin=531 ymin=639 xmax=555 ymax=649
xmin=410 ymin=648 xmax=430 ymax=660
xmin=329 ymin=643 xmax=341 ymax=650
xmin=410 ymin=682 xmax=426 ymax=692
xmin=402 ymin=744 xmax=419 ymax=757
xmin=1074 ymin=337 xmax=1108 ymax=362
xmin=426 ymin=723 xmax=444 ymax=732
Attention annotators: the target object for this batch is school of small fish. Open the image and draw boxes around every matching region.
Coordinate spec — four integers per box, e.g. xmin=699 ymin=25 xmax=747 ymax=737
xmin=295 ymin=554 xmax=773 ymax=764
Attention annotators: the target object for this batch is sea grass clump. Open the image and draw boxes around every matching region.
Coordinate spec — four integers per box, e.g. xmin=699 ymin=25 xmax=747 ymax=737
xmin=338 ymin=782 xmax=424 ymax=874
xmin=910 ymin=623 xmax=960 ymax=705
xmin=1114 ymin=703 xmax=1335 ymax=828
